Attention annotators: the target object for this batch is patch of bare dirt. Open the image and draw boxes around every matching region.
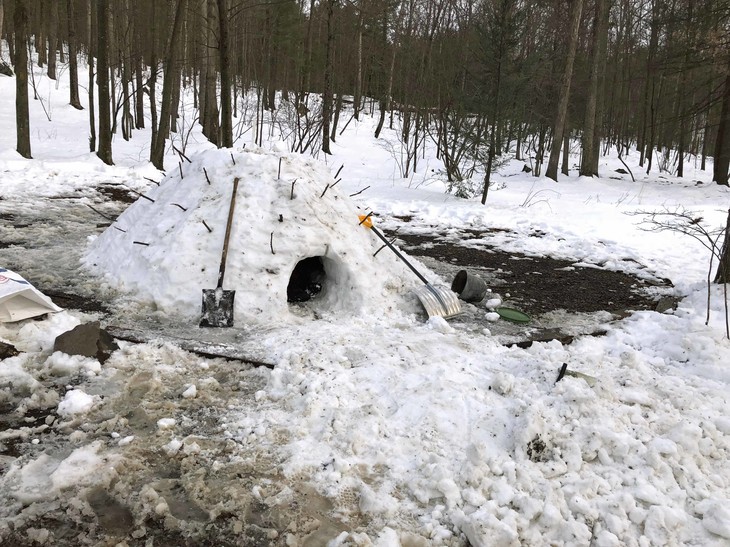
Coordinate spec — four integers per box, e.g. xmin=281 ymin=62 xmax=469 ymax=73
xmin=394 ymin=232 xmax=670 ymax=317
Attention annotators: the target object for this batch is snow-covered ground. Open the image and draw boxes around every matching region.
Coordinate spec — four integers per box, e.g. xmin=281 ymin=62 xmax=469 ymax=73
xmin=1 ymin=53 xmax=730 ymax=546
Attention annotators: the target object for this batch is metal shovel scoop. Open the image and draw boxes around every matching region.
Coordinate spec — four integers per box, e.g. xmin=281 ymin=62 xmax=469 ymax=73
xmin=359 ymin=214 xmax=462 ymax=319
xmin=200 ymin=178 xmax=240 ymax=327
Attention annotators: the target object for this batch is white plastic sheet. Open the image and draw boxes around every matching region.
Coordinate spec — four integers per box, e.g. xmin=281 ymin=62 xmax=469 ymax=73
xmin=0 ymin=268 xmax=62 ymax=322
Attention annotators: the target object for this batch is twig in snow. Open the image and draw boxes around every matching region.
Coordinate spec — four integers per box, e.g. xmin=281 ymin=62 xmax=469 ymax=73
xmin=338 ymin=113 xmax=355 ymax=135
xmin=172 ymin=144 xmax=192 ymax=163
xmin=133 ymin=241 xmax=150 ymax=246
xmin=270 ymin=232 xmax=275 ymax=255
xmin=334 ymin=164 xmax=344 ymax=179
xmin=178 ymin=162 xmax=184 ymax=179
xmin=171 ymin=203 xmax=187 ymax=211
xmin=373 ymin=244 xmax=388 ymax=257
xmin=320 ymin=184 xmax=330 ymax=198
xmin=331 ymin=178 xmax=342 ymax=188
xmin=556 ymin=363 xmax=568 ymax=383
xmin=616 ymin=144 xmax=635 ymax=182
xmin=203 ymin=168 xmax=211 ymax=185
xmin=278 ymin=158 xmax=282 ymax=180
xmin=113 ymin=225 xmax=127 ymax=233
xmin=143 ymin=177 xmax=160 ymax=186
xmin=230 ymin=153 xmax=236 ymax=165
xmin=126 ymin=188 xmax=155 ymax=202
xmin=290 ymin=179 xmax=298 ymax=200
xmin=350 ymin=186 xmax=370 ymax=198
xmin=201 ymin=219 xmax=212 ymax=233
xmin=86 ymin=204 xmax=115 ymax=221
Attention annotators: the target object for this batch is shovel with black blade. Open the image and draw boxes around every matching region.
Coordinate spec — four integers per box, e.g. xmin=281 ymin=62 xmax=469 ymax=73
xmin=200 ymin=177 xmax=240 ymax=327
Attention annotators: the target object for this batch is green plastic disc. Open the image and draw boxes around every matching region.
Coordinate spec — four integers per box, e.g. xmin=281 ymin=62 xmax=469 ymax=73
xmin=495 ymin=307 xmax=531 ymax=323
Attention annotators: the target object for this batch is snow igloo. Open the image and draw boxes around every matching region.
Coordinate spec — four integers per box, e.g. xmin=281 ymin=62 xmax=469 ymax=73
xmin=84 ymin=147 xmax=418 ymax=324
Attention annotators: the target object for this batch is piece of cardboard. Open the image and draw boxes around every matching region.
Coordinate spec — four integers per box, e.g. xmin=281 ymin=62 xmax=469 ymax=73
xmin=0 ymin=268 xmax=62 ymax=322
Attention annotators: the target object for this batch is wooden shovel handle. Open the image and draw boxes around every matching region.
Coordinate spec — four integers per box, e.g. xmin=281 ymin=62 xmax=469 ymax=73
xmin=217 ymin=177 xmax=239 ymax=288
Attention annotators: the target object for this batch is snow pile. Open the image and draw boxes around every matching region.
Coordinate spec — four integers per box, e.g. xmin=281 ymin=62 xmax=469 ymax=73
xmin=84 ymin=147 xmax=423 ymax=323
xmin=4 ymin=442 xmax=117 ymax=505
xmin=56 ymin=389 xmax=97 ymax=417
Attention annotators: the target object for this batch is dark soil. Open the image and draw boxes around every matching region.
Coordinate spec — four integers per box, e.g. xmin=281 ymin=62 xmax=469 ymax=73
xmin=40 ymin=289 xmax=109 ymax=314
xmin=393 ymin=232 xmax=671 ymax=317
xmin=96 ymin=184 xmax=139 ymax=203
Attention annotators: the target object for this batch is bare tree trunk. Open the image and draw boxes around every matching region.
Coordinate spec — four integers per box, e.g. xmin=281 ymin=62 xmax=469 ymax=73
xmin=713 ymin=56 xmax=730 ymax=186
xmin=67 ymin=0 xmax=83 ymax=109
xmin=202 ymin=0 xmax=219 ymax=145
xmin=14 ymin=0 xmax=32 ymax=159
xmin=96 ymin=0 xmax=113 ymax=164
xmin=714 ymin=209 xmax=730 ymax=283
xmin=303 ymin=0 xmax=315 ymax=93
xmin=354 ymin=8 xmax=363 ymax=120
xmin=580 ymin=0 xmax=607 ymax=176
xmin=88 ymin=0 xmax=96 ymax=152
xmin=322 ymin=0 xmax=336 ymax=154
xmin=375 ymin=37 xmax=397 ymax=139
xmin=151 ymin=0 xmax=187 ymax=169
xmin=545 ymin=0 xmax=583 ymax=181
xmin=121 ymin=0 xmax=132 ymax=140
xmin=47 ymin=0 xmax=58 ymax=80
xmin=0 ymin=2 xmax=5 ymax=50
xmin=37 ymin=8 xmax=46 ymax=67
xmin=331 ymin=91 xmax=343 ymax=141
xmin=217 ymin=0 xmax=232 ymax=147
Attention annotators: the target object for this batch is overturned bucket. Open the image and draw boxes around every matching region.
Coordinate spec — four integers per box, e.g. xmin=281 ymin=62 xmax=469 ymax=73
xmin=451 ymin=270 xmax=488 ymax=303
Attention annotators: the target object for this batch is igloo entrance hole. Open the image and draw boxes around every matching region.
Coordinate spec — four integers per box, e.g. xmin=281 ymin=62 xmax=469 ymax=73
xmin=287 ymin=256 xmax=327 ymax=303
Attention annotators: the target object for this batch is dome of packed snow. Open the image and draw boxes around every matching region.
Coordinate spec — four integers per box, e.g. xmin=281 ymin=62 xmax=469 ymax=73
xmin=84 ymin=147 xmax=425 ymax=324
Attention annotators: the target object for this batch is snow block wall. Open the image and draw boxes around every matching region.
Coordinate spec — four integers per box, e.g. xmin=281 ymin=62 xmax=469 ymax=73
xmin=84 ymin=147 xmax=420 ymax=323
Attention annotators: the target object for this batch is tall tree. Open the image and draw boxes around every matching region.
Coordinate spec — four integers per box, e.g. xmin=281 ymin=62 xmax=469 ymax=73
xmin=322 ymin=0 xmax=336 ymax=154
xmin=545 ymin=0 xmax=583 ymax=181
xmin=579 ymin=0 xmax=608 ymax=176
xmin=714 ymin=209 xmax=730 ymax=282
xmin=0 ymin=1 xmax=5 ymax=50
xmin=14 ymin=0 xmax=31 ymax=159
xmin=96 ymin=0 xmax=113 ymax=164
xmin=218 ymin=0 xmax=233 ymax=147
xmin=480 ymin=0 xmax=521 ymax=203
xmin=713 ymin=56 xmax=730 ymax=186
xmin=47 ymin=0 xmax=58 ymax=80
xmin=353 ymin=5 xmax=364 ymax=120
xmin=150 ymin=0 xmax=187 ymax=169
xmin=201 ymin=0 xmax=219 ymax=145
xmin=67 ymin=0 xmax=83 ymax=109
xmin=87 ymin=0 xmax=96 ymax=152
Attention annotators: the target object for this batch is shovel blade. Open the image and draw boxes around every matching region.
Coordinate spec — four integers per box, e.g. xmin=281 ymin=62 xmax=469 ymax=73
xmin=412 ymin=284 xmax=462 ymax=319
xmin=200 ymin=289 xmax=236 ymax=327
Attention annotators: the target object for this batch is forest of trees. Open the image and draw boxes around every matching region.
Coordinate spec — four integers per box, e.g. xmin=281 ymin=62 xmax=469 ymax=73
xmin=1 ymin=0 xmax=729 ymax=196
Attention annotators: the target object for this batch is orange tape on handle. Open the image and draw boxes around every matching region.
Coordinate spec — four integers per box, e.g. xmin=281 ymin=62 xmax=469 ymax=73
xmin=358 ymin=214 xmax=373 ymax=228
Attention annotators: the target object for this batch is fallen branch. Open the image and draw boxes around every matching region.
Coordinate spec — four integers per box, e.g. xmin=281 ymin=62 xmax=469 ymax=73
xmin=350 ymin=185 xmax=370 ymax=198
